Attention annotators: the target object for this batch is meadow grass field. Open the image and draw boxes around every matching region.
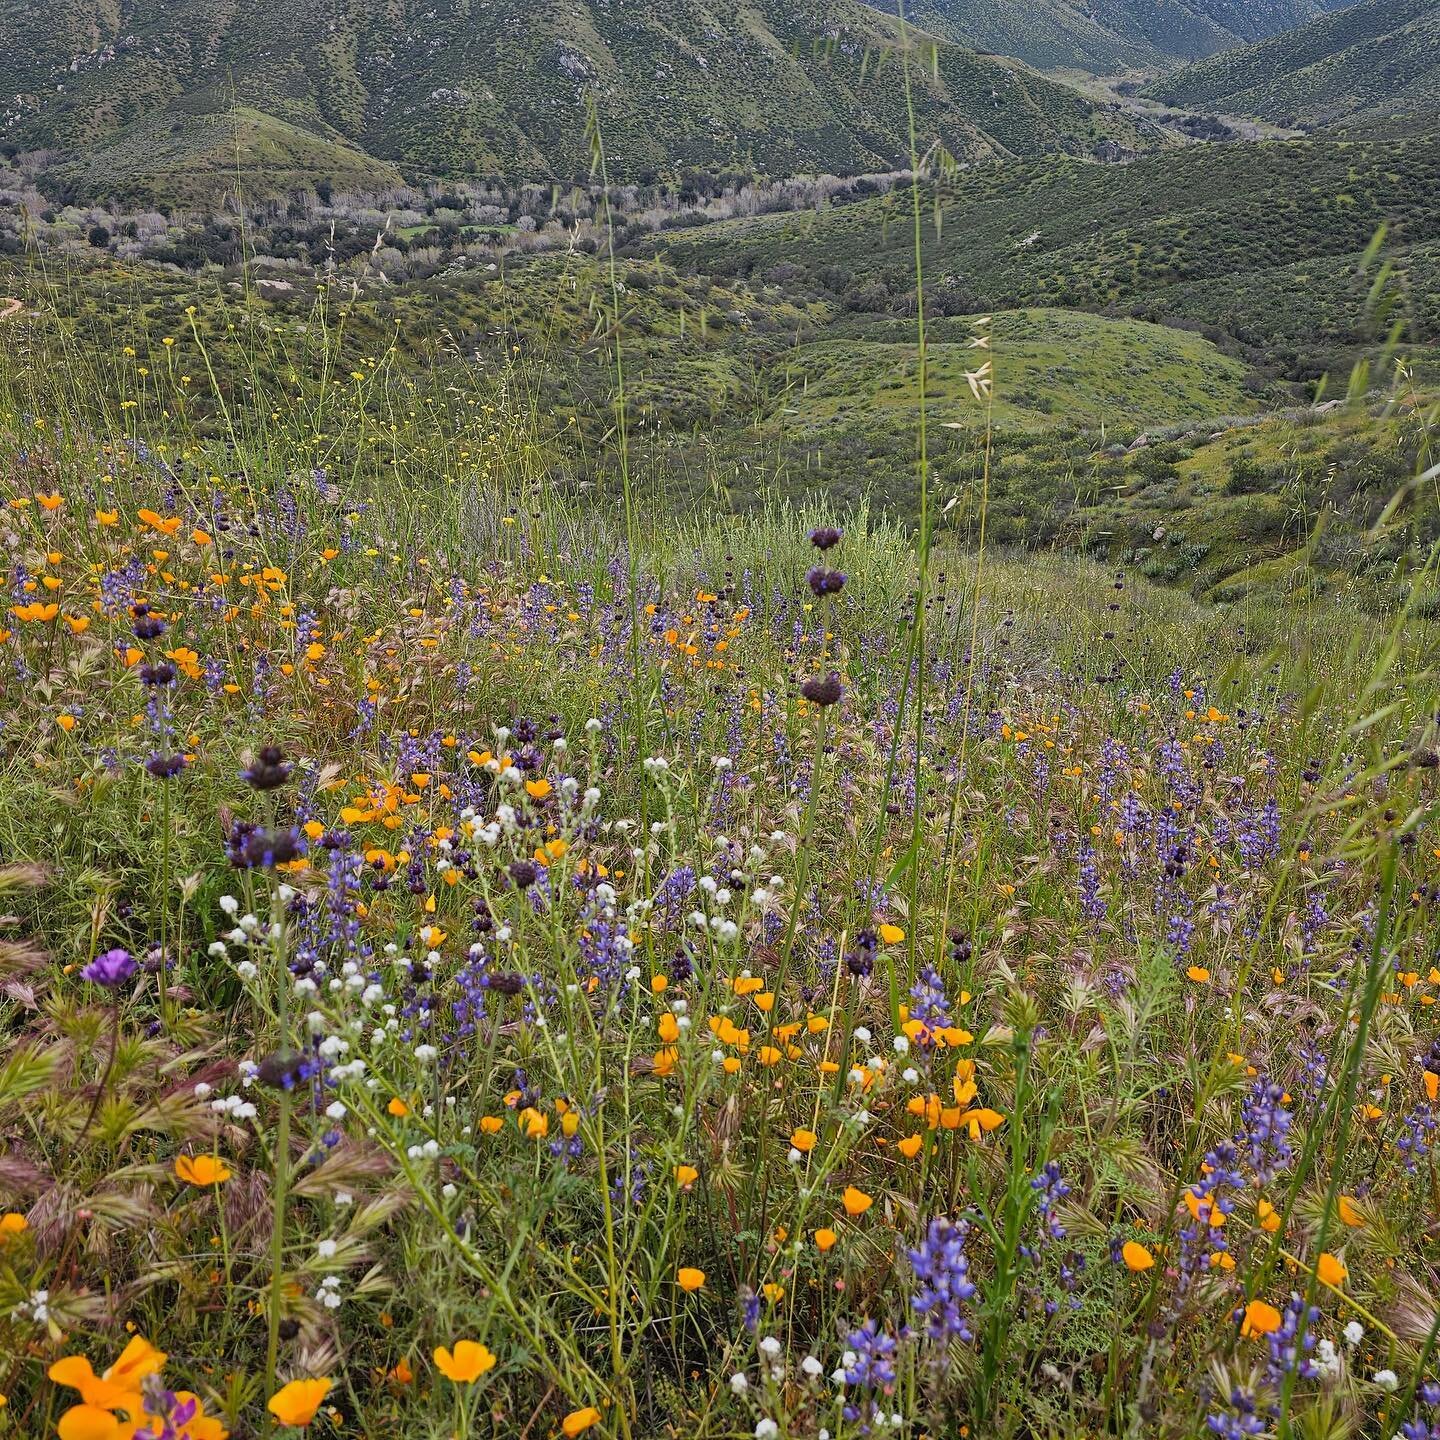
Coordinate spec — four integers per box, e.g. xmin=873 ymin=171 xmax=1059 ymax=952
xmin=1 ymin=238 xmax=1440 ymax=1440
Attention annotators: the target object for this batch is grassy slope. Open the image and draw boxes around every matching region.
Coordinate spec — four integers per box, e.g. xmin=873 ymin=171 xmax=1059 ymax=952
xmin=1 ymin=340 xmax=1438 ymax=1439
xmin=2 ymin=227 xmax=1432 ymax=604
xmin=772 ymin=309 xmax=1251 ymax=429
xmin=1148 ymin=0 xmax=1440 ymax=124
xmin=43 ymin=104 xmax=405 ymax=206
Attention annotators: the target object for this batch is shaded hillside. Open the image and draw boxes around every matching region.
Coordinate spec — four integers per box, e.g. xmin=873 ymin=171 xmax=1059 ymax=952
xmin=861 ymin=0 xmax=1341 ymax=70
xmin=1148 ymin=0 xmax=1440 ymax=125
xmin=1 ymin=0 xmax=1148 ymax=201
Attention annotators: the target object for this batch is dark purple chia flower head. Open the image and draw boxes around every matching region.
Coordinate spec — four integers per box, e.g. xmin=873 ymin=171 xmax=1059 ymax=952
xmin=800 ymin=672 xmax=842 ymax=707
xmin=508 ymin=859 xmax=539 ymax=889
xmin=255 ymin=1048 xmax=316 ymax=1091
xmin=482 ymin=971 xmax=526 ymax=996
xmin=807 ymin=566 xmax=847 ymax=597
xmin=138 ymin=661 xmax=177 ymax=688
xmin=809 ymin=526 xmax=843 ymax=551
xmin=846 ymin=928 xmax=878 ymax=978
xmin=146 ymin=753 xmax=188 ymax=780
xmin=242 ymin=745 xmax=293 ymax=791
xmin=81 ymin=947 xmax=136 ymax=987
xmin=226 ymin=822 xmax=306 ymax=870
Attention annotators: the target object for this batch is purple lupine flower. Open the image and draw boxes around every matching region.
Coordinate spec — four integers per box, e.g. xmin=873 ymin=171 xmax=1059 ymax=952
xmin=1030 ymin=1162 xmax=1070 ymax=1242
xmin=1262 ymin=1292 xmax=1320 ymax=1384
xmin=1078 ymin=841 xmax=1106 ymax=922
xmin=1238 ymin=1079 xmax=1294 ymax=1185
xmin=843 ymin=1318 xmax=900 ymax=1391
xmin=907 ymin=965 xmax=951 ymax=1046
xmin=906 ymin=1217 xmax=975 ymax=1348
xmin=1206 ymin=1385 xmax=1268 ymax=1438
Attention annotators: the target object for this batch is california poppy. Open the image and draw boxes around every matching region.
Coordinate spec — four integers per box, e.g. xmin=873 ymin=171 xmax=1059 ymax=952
xmin=1121 ymin=1241 xmax=1154 ymax=1272
xmin=433 ymin=1340 xmax=497 ymax=1383
xmin=267 ymin=1377 xmax=332 ymax=1427
xmin=175 ymin=1154 xmax=231 ymax=1186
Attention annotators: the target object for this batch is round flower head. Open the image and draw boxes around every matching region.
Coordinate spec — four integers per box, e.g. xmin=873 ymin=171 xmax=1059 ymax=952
xmin=242 ymin=745 xmax=293 ymax=791
xmin=807 ymin=566 xmax=846 ymax=597
xmin=81 ymin=948 xmax=136 ymax=988
xmin=808 ymin=526 xmax=843 ymax=551
xmin=130 ymin=604 xmax=167 ymax=641
xmin=138 ymin=660 xmax=177 ymax=688
xmin=800 ymin=673 xmax=842 ymax=707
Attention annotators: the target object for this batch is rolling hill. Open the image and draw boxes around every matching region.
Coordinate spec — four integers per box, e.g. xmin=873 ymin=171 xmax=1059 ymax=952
xmin=858 ymin=0 xmax=1347 ymax=72
xmin=0 ymin=0 xmax=1149 ymax=202
xmin=647 ymin=134 xmax=1440 ymax=372
xmin=1148 ymin=0 xmax=1440 ymax=126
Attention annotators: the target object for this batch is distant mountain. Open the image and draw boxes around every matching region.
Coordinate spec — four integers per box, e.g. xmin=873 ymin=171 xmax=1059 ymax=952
xmin=0 ymin=0 xmax=1149 ymax=203
xmin=858 ymin=0 xmax=1346 ymax=72
xmin=1149 ymin=0 xmax=1440 ymax=125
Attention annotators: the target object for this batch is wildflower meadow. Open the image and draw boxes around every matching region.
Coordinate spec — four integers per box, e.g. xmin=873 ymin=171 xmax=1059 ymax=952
xmin=0 ymin=271 xmax=1439 ymax=1440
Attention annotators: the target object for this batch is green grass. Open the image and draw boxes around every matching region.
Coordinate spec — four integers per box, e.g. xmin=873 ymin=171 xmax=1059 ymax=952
xmin=0 ymin=278 xmax=1439 ymax=1440
xmin=772 ymin=309 xmax=1252 ymax=430
xmin=862 ymin=0 xmax=1339 ymax=70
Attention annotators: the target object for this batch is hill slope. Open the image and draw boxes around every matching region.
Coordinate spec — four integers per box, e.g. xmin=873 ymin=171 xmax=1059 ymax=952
xmin=648 ymin=135 xmax=1440 ymax=371
xmin=0 ymin=0 xmax=1147 ymax=201
xmin=1149 ymin=0 xmax=1440 ymax=126
xmin=859 ymin=0 xmax=1342 ymax=71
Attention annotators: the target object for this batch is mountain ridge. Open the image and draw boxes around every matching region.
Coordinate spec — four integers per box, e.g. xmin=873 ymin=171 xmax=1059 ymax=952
xmin=856 ymin=0 xmax=1348 ymax=73
xmin=0 ymin=0 xmax=1150 ymax=201
xmin=1148 ymin=0 xmax=1440 ymax=126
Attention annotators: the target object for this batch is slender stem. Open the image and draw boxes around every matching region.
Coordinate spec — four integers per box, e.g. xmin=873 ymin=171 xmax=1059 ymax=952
xmin=261 ymin=1087 xmax=292 ymax=1440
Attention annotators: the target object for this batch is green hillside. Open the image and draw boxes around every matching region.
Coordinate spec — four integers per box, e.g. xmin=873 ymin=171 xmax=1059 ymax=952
xmin=862 ymin=0 xmax=1340 ymax=71
xmin=0 ymin=0 xmax=1148 ymax=201
xmin=649 ymin=135 xmax=1440 ymax=373
xmin=858 ymin=0 xmax=1166 ymax=70
xmin=772 ymin=309 xmax=1251 ymax=429
xmin=1149 ymin=0 xmax=1440 ymax=125
xmin=40 ymin=103 xmax=404 ymax=206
